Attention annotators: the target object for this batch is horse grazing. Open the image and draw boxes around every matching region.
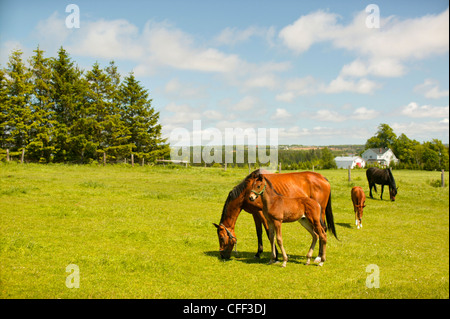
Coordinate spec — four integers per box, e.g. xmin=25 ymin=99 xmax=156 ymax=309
xmin=249 ymin=174 xmax=327 ymax=267
xmin=366 ymin=167 xmax=398 ymax=201
xmin=214 ymin=169 xmax=337 ymax=260
xmin=351 ymin=186 xmax=366 ymax=229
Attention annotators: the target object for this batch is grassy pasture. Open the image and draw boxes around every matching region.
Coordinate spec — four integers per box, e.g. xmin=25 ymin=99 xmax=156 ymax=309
xmin=0 ymin=163 xmax=448 ymax=298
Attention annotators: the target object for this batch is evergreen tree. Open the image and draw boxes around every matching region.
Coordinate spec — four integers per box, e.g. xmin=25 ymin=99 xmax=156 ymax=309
xmin=28 ymin=46 xmax=55 ymax=162
xmin=102 ymin=61 xmax=132 ymax=162
xmin=0 ymin=47 xmax=169 ymax=164
xmin=0 ymin=67 xmax=9 ymax=150
xmin=50 ymin=47 xmax=88 ymax=162
xmin=119 ymin=73 xmax=169 ymax=162
xmin=5 ymin=50 xmax=34 ymax=154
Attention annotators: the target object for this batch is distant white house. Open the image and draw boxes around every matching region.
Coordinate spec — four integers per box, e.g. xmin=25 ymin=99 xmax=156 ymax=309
xmin=335 ymin=156 xmax=366 ymax=169
xmin=361 ymin=148 xmax=399 ymax=167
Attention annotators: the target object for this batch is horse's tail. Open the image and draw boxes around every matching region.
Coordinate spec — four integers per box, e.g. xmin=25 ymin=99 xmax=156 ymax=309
xmin=325 ymin=191 xmax=339 ymax=240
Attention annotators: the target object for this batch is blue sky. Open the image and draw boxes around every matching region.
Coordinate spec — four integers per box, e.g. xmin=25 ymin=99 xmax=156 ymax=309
xmin=1 ymin=0 xmax=448 ymax=145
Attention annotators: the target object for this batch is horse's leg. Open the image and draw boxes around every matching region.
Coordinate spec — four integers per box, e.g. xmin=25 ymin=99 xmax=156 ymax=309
xmin=354 ymin=207 xmax=360 ymax=229
xmin=380 ymin=184 xmax=384 ymax=200
xmin=273 ymin=220 xmax=288 ymax=268
xmin=252 ymin=212 xmax=263 ymax=258
xmin=316 ymin=225 xmax=327 ymax=266
xmin=309 ymin=215 xmax=327 ymax=266
xmin=369 ymin=183 xmax=373 ymax=199
xmin=268 ymin=222 xmax=277 ymax=265
xmin=317 ymin=205 xmax=326 ymax=259
xmin=299 ymin=217 xmax=317 ymax=265
xmin=260 ymin=211 xmax=279 ymax=261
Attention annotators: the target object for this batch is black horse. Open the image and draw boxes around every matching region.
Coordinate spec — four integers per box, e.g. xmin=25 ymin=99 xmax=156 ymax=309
xmin=366 ymin=167 xmax=398 ymax=201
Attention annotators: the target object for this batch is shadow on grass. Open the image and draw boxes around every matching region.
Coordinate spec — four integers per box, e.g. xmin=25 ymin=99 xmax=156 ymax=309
xmin=336 ymin=222 xmax=352 ymax=229
xmin=203 ymin=250 xmax=322 ymax=266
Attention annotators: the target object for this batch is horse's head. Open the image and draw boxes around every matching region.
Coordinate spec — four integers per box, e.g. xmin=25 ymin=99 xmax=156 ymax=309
xmin=389 ymin=185 xmax=398 ymax=201
xmin=388 ymin=168 xmax=398 ymax=201
xmin=249 ymin=174 xmax=265 ymax=202
xmin=213 ymin=223 xmax=236 ymax=259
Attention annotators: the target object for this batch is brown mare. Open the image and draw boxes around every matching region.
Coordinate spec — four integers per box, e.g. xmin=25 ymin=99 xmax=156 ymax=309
xmin=351 ymin=186 xmax=366 ymax=229
xmin=213 ymin=169 xmax=337 ymax=260
xmin=249 ymin=174 xmax=327 ymax=267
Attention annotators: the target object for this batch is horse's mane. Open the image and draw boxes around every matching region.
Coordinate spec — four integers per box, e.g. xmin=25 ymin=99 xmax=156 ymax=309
xmin=219 ymin=170 xmax=262 ymax=223
xmin=388 ymin=168 xmax=397 ymax=188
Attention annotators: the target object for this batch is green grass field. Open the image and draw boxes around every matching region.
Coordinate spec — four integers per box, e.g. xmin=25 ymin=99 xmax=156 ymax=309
xmin=0 ymin=163 xmax=448 ymax=298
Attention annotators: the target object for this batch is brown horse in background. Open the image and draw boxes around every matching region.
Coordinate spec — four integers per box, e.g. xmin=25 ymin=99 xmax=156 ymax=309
xmin=214 ymin=169 xmax=337 ymax=259
xmin=249 ymin=174 xmax=327 ymax=267
xmin=351 ymin=186 xmax=366 ymax=229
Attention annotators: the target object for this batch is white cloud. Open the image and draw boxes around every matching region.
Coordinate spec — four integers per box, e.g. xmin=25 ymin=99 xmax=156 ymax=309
xmin=203 ymin=110 xmax=224 ymax=121
xmin=164 ymin=78 xmax=207 ymax=100
xmin=400 ymin=102 xmax=449 ymax=118
xmin=414 ymin=79 xmax=449 ymax=99
xmin=139 ymin=21 xmax=242 ymax=73
xmin=278 ymin=126 xmax=311 ymax=139
xmin=33 ymin=12 xmax=71 ymax=52
xmin=272 ymin=108 xmax=292 ymax=120
xmin=276 ymin=92 xmax=296 ymax=103
xmin=277 ymin=74 xmax=379 ymax=102
xmin=279 ymin=10 xmax=339 ymax=54
xmin=312 ymin=109 xmax=346 ymax=122
xmin=244 ymin=74 xmax=277 ymax=90
xmin=391 ymin=120 xmax=449 ymax=138
xmin=279 ymin=8 xmax=449 ymax=77
xmin=340 ymin=58 xmax=405 ymax=78
xmin=215 ymin=26 xmax=276 ymax=46
xmin=324 ymin=76 xmax=379 ymax=94
xmin=162 ymin=102 xmax=203 ymax=126
xmin=351 ymin=107 xmax=380 ymax=120
xmin=69 ymin=18 xmax=143 ymax=60
xmin=231 ymin=96 xmax=258 ymax=111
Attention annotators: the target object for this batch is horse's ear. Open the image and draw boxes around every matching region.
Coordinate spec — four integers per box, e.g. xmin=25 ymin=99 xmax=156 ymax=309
xmin=257 ymin=174 xmax=263 ymax=181
xmin=213 ymin=223 xmax=220 ymax=229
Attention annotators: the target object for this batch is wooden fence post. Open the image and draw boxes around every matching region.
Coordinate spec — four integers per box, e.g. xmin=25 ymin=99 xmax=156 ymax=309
xmin=279 ymin=162 xmax=281 ymax=173
xmin=141 ymin=158 xmax=144 ymax=166
xmin=442 ymin=169 xmax=445 ymax=188
xmin=103 ymin=152 xmax=106 ymax=166
xmin=6 ymin=149 xmax=9 ymax=162
xmin=131 ymin=154 xmax=134 ymax=167
xmin=21 ymin=148 xmax=25 ymax=163
xmin=348 ymin=166 xmax=352 ymax=181
xmin=224 ymin=162 xmax=227 ymax=171
xmin=248 ymin=163 xmax=251 ymax=174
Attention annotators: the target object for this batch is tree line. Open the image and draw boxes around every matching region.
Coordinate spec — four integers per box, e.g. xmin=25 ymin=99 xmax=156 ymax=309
xmin=0 ymin=47 xmax=169 ymax=164
xmin=279 ymin=124 xmax=448 ymax=171
xmin=365 ymin=123 xmax=448 ymax=171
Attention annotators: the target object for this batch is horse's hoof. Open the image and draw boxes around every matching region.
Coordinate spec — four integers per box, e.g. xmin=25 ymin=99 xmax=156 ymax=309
xmin=314 ymin=257 xmax=322 ymax=264
xmin=281 ymin=262 xmax=287 ymax=268
xmin=317 ymin=262 xmax=324 ymax=267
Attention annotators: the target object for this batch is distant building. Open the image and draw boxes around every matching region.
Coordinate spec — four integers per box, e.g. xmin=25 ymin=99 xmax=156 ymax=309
xmin=335 ymin=156 xmax=366 ymax=169
xmin=361 ymin=148 xmax=399 ymax=167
